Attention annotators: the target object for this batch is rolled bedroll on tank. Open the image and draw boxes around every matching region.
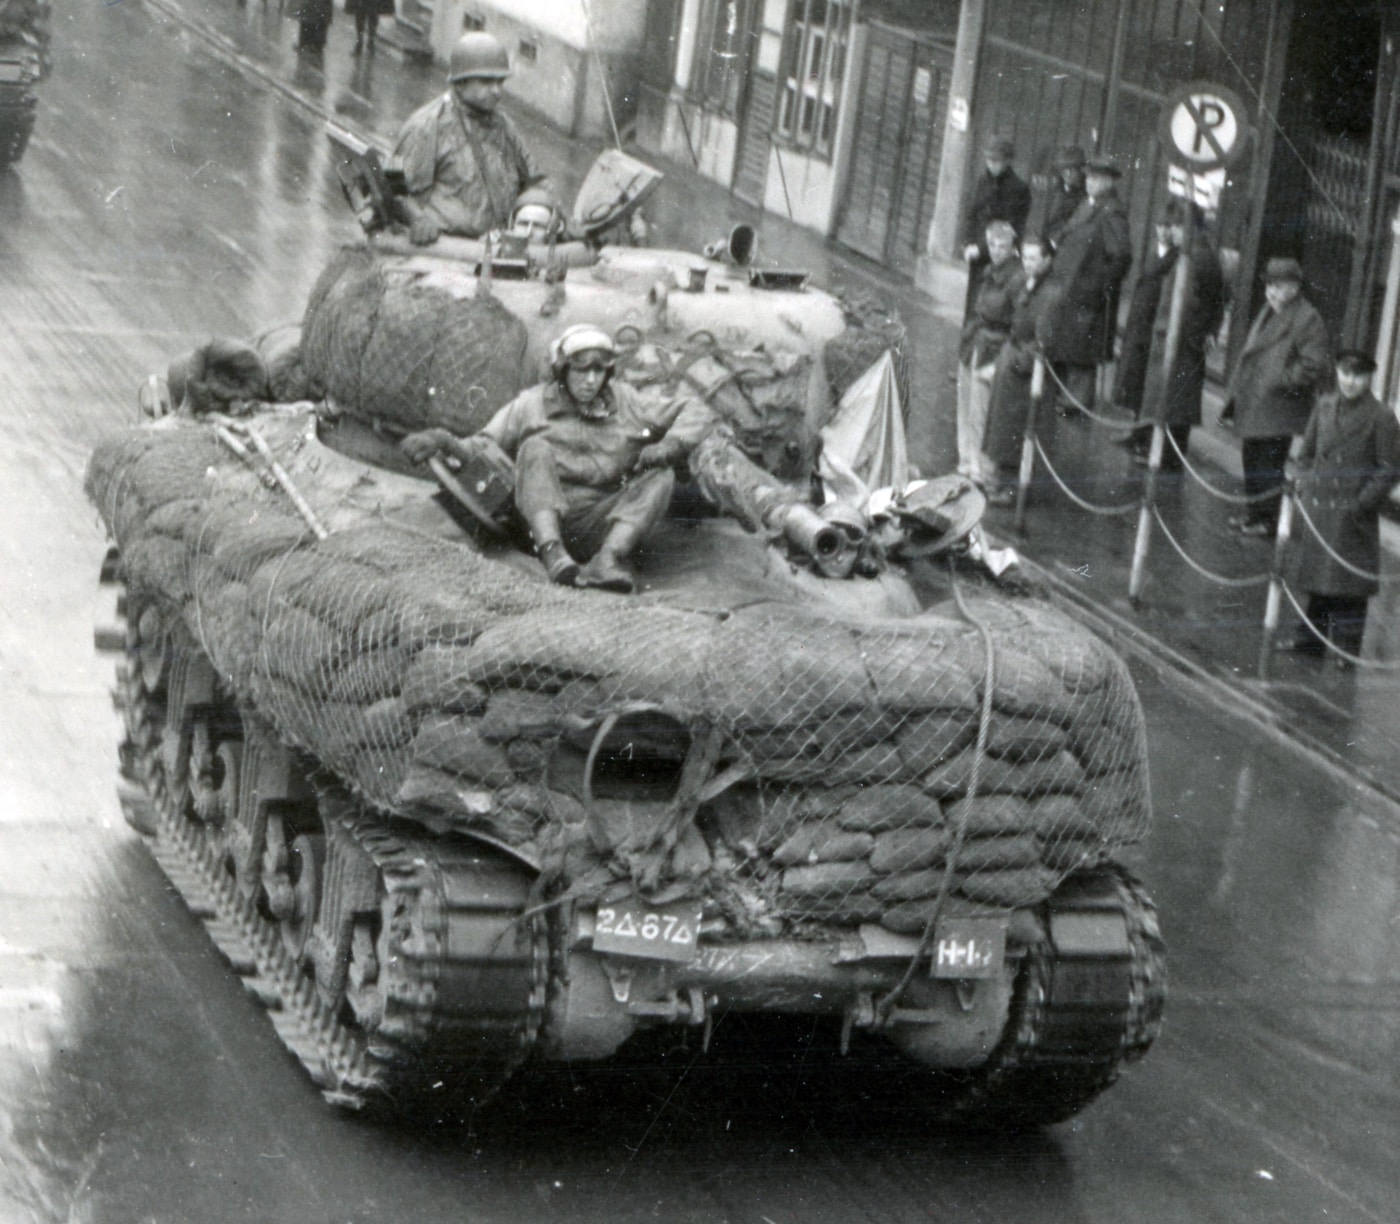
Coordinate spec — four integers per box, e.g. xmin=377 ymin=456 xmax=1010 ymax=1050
xmin=86 ymin=159 xmax=1164 ymax=1126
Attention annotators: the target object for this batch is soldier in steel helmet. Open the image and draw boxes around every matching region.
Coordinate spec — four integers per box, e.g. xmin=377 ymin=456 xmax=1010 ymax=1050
xmin=389 ymin=32 xmax=553 ymax=245
xmin=401 ymin=325 xmax=715 ymax=592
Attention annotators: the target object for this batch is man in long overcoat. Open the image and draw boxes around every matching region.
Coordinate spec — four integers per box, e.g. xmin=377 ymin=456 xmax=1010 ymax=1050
xmin=1282 ymin=350 xmax=1400 ymax=661
xmin=1114 ymin=197 xmax=1225 ymax=469
xmin=1042 ymin=154 xmax=1132 ymax=415
xmin=984 ymin=235 xmax=1060 ymax=504
xmin=1222 ymin=257 xmax=1330 ymax=536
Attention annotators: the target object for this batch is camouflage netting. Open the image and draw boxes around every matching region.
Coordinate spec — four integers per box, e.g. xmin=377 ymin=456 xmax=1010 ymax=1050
xmin=297 ymin=247 xmax=905 ymax=480
xmin=299 ymin=248 xmax=531 ymax=436
xmin=87 ymin=410 xmax=1150 ymax=934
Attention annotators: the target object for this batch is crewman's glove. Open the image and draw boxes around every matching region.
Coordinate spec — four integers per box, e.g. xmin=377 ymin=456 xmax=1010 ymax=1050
xmin=633 ymin=442 xmax=676 ymax=472
xmin=409 ymin=213 xmax=442 ymax=246
xmin=401 ymin=428 xmax=454 ymax=464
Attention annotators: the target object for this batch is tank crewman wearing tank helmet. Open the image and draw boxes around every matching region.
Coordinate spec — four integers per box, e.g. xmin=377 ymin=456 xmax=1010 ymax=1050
xmin=389 ymin=32 xmax=553 ymax=246
xmin=401 ymin=324 xmax=716 ymax=592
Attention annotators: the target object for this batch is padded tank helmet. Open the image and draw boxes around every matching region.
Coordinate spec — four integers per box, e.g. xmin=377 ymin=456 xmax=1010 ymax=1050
xmin=448 ymin=32 xmax=511 ymax=83
xmin=550 ymin=324 xmax=617 ymax=388
xmin=511 ymin=187 xmax=563 ymax=238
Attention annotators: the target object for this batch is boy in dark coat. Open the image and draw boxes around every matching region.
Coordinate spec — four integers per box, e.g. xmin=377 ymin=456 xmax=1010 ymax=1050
xmin=1221 ymin=257 xmax=1330 ymax=536
xmin=1114 ymin=197 xmax=1225 ymax=469
xmin=956 ymin=220 xmax=1024 ymax=486
xmin=959 ymin=135 xmax=1032 ymax=316
xmin=984 ymin=235 xmax=1060 ymax=504
xmin=1281 ymin=350 xmax=1400 ymax=663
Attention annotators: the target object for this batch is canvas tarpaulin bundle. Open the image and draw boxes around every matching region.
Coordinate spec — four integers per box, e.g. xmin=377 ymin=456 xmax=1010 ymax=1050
xmin=87 ymin=407 xmax=1150 ymax=932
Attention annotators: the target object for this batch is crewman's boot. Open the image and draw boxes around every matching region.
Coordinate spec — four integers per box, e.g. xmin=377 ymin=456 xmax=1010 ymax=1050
xmin=528 ymin=511 xmax=578 ymax=586
xmin=576 ymin=523 xmax=643 ymax=593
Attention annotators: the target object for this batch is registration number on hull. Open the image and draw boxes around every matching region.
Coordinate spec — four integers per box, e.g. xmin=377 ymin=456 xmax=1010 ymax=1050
xmin=592 ymin=900 xmax=702 ymax=963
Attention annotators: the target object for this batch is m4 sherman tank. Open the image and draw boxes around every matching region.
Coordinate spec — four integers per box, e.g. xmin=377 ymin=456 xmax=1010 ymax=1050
xmin=87 ymin=147 xmax=1164 ymax=1126
xmin=0 ymin=0 xmax=48 ymax=169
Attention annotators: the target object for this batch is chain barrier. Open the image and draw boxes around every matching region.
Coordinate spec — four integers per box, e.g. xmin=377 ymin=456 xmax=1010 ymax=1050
xmin=1149 ymin=505 xmax=1271 ymax=587
xmin=1161 ymin=427 xmax=1278 ymax=506
xmin=1043 ymin=360 xmax=1138 ymax=430
xmin=988 ymin=361 xmax=1399 ymax=683
xmin=1031 ymin=437 xmax=1140 ymax=516
xmin=1279 ymin=579 xmax=1400 ymax=671
xmin=1288 ymin=490 xmax=1389 ymax=583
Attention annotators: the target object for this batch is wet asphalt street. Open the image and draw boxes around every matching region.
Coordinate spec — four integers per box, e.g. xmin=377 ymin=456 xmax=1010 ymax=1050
xmin=0 ymin=4 xmax=1397 ymax=1221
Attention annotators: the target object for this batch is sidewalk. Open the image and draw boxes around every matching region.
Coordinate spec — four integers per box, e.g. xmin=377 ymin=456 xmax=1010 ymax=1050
xmin=155 ymin=0 xmax=1400 ymax=804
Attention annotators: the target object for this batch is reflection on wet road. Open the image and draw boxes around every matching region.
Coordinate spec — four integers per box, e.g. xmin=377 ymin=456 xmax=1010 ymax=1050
xmin=0 ymin=4 xmax=1396 ymax=1221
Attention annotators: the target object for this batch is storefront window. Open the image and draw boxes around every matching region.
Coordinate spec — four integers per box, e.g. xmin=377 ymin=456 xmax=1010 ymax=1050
xmin=776 ymin=0 xmax=851 ymax=156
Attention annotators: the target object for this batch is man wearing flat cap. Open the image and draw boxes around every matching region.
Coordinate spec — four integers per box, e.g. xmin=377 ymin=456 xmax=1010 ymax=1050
xmin=1280 ymin=349 xmax=1400 ymax=663
xmin=1043 ymin=144 xmax=1087 ymax=245
xmin=959 ymin=135 xmax=1032 ymax=315
xmin=1041 ymin=152 xmax=1132 ymax=417
xmin=1222 ymin=257 xmax=1331 ymax=536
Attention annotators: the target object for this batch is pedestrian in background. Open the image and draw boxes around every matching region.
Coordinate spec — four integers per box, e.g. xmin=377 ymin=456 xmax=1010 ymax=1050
xmin=1280 ymin=350 xmax=1400 ymax=664
xmin=1043 ymin=145 xmax=1086 ymax=245
xmin=348 ymin=0 xmax=394 ymax=55
xmin=1221 ymin=257 xmax=1330 ymax=537
xmin=293 ymin=0 xmax=332 ymax=53
xmin=1114 ymin=196 xmax=1225 ymax=470
xmin=1041 ymin=153 xmax=1132 ymax=417
xmin=956 ymin=220 xmax=1024 ymax=487
xmin=984 ymin=234 xmax=1060 ymax=505
xmin=959 ymin=135 xmax=1031 ymax=316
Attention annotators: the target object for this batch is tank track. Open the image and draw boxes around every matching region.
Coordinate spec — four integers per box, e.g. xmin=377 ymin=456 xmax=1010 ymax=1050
xmin=107 ymin=583 xmax=547 ymax=1114
xmin=931 ymin=865 xmax=1167 ymax=1127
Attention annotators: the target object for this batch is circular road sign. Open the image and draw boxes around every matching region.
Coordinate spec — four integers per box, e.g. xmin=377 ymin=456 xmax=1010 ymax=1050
xmin=1159 ymin=81 xmax=1249 ymax=171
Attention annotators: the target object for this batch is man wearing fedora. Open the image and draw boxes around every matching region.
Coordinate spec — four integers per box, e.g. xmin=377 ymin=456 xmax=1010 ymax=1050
xmin=1043 ymin=144 xmax=1087 ymax=245
xmin=1041 ymin=153 xmax=1132 ymax=417
xmin=1222 ymin=257 xmax=1331 ymax=537
xmin=1280 ymin=349 xmax=1400 ymax=664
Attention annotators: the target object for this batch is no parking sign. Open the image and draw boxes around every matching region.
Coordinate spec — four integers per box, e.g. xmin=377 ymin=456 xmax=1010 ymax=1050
xmin=1158 ymin=81 xmax=1250 ymax=171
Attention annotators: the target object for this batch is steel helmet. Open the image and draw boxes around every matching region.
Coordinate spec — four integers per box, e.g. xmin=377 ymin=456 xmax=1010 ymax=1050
xmin=448 ymin=32 xmax=511 ymax=83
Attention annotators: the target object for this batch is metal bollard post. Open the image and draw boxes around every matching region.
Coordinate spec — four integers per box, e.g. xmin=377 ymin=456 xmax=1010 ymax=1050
xmin=1013 ymin=356 xmax=1044 ymax=536
xmin=1127 ymin=423 xmax=1164 ymax=604
xmin=1258 ymin=490 xmax=1294 ymax=678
